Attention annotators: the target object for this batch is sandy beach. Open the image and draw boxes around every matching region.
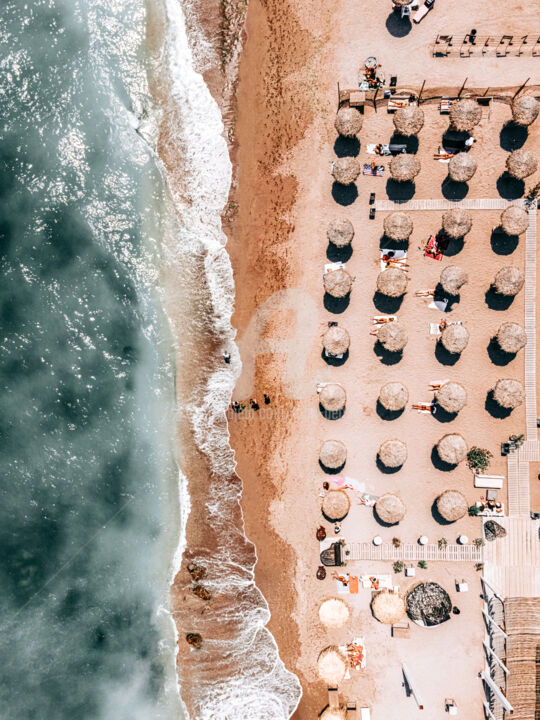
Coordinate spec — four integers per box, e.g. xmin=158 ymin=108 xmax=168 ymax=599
xmin=224 ymin=0 xmax=540 ymax=717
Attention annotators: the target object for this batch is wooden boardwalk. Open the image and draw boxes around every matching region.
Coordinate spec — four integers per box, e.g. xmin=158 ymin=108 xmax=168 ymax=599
xmin=523 ymin=205 xmax=537 ymax=441
xmin=374 ymin=198 xmax=525 ymax=212
xmin=345 ymin=542 xmax=482 ymax=562
xmin=482 ymin=518 xmax=540 ymax=597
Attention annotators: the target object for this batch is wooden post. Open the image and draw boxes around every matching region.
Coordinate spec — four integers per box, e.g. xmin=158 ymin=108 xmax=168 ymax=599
xmin=513 ymin=77 xmax=530 ymax=99
xmin=458 ymin=77 xmax=468 ymax=98
xmin=337 ymin=81 xmax=341 ymax=109
xmin=373 ymin=86 xmax=379 ymax=113
xmin=481 ymin=671 xmax=514 ymax=714
xmin=418 ymin=79 xmax=426 ymax=104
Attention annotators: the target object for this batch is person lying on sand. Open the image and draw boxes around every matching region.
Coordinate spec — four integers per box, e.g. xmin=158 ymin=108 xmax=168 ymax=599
xmin=415 ymin=289 xmax=436 ymax=297
xmin=412 ymin=403 xmax=433 ymax=412
xmin=331 ymin=571 xmax=348 ymax=585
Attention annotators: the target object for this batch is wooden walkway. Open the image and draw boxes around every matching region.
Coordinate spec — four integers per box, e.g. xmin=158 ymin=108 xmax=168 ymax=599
xmin=345 ymin=542 xmax=482 ymax=562
xmin=374 ymin=198 xmax=525 ymax=212
xmin=482 ymin=518 xmax=540 ymax=597
xmin=523 ymin=205 xmax=537 ymax=441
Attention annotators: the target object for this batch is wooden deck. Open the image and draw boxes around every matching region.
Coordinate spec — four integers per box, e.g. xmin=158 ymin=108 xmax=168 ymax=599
xmin=344 ymin=542 xmax=482 ymax=562
xmin=482 ymin=518 xmax=540 ymax=597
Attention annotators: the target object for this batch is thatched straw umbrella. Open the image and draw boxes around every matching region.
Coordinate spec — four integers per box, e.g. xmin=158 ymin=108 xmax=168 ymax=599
xmin=500 ymin=206 xmax=529 ymax=236
xmin=393 ymin=106 xmax=425 ymax=136
xmin=439 ymin=266 xmax=468 ymax=295
xmin=320 ymin=440 xmax=347 ymax=470
xmin=320 ymin=706 xmax=347 ymax=720
xmin=371 ymin=589 xmax=406 ymax=624
xmin=392 ymin=0 xmax=411 ymax=5
xmin=493 ymin=379 xmax=524 ymax=409
xmin=496 ymin=321 xmax=527 ymax=354
xmin=511 ymin=95 xmax=539 ymax=127
xmin=436 ymin=382 xmax=467 ymax=414
xmin=376 ymin=268 xmax=408 ymax=297
xmin=334 ymin=107 xmax=363 ymax=137
xmin=327 ymin=218 xmax=354 ymax=247
xmin=448 ymin=153 xmax=477 ymax=182
xmin=436 ymin=433 xmax=467 ymax=465
xmin=389 ymin=154 xmax=421 ymax=182
xmin=323 ymin=326 xmax=350 ymax=356
xmin=493 ymin=266 xmax=524 ymax=296
xmin=378 ymin=439 xmax=407 ymax=468
xmin=317 ymin=646 xmax=348 ymax=685
xmin=322 ymin=489 xmax=351 ymax=521
xmin=441 ymin=324 xmax=469 ymax=354
xmin=377 ymin=322 xmax=408 ymax=352
xmin=449 ymin=99 xmax=482 ymax=132
xmin=324 ymin=268 xmax=353 ymax=298
xmin=375 ymin=493 xmax=406 ymax=524
xmin=379 ymin=382 xmax=408 ymax=412
xmin=406 ymin=582 xmax=452 ymax=626
xmin=383 ymin=211 xmax=413 ymax=241
xmin=332 ymin=157 xmax=361 ymax=185
xmin=442 ymin=208 xmax=473 ymax=238
xmin=320 ymin=384 xmax=347 ymax=413
xmin=506 ymin=149 xmax=538 ymax=180
xmin=318 ymin=598 xmax=350 ymax=629
xmin=437 ymin=489 xmax=468 ymax=522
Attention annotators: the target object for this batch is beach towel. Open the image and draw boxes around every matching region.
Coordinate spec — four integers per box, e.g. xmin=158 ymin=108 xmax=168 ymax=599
xmin=424 ymin=233 xmax=449 ymax=261
xmin=430 ymin=322 xmax=442 ymax=335
xmin=415 ymin=402 xmax=434 ymax=414
xmin=324 ymin=261 xmax=345 ymax=275
xmin=367 ymin=143 xmax=391 ymax=156
xmin=358 ymin=492 xmax=378 ymax=507
xmin=348 ymin=576 xmax=359 ymax=594
xmin=330 ymin=476 xmax=365 ymax=492
xmin=429 ymin=297 xmax=449 ymax=311
xmin=361 ymin=574 xmax=392 ymax=590
xmin=340 ymin=637 xmax=366 ymax=670
xmin=381 ymin=249 xmax=407 ymax=271
xmin=363 ymin=164 xmax=384 ymax=177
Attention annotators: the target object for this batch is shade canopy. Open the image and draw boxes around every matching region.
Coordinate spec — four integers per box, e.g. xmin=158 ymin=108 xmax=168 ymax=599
xmin=449 ymin=99 xmax=482 ymax=131
xmin=379 ymin=382 xmax=409 ymax=411
xmin=323 ymin=326 xmax=350 ymax=355
xmin=322 ymin=489 xmax=351 ymax=521
xmin=437 ymin=433 xmax=467 ymax=465
xmin=442 ymin=208 xmax=473 ymax=238
xmin=371 ymin=589 xmax=406 ymax=624
xmin=441 ymin=324 xmax=469 ymax=354
xmin=389 ymin=153 xmax=421 ymax=182
xmin=320 ymin=440 xmax=347 ymax=469
xmin=393 ymin=106 xmax=425 ymax=136
xmin=375 ymin=493 xmax=406 ymax=524
xmin=436 ymin=382 xmax=467 ymax=414
xmin=376 ymin=267 xmax=408 ymax=297
xmin=318 ymin=597 xmax=350 ymax=629
xmin=334 ymin=107 xmax=363 ymax=137
xmin=493 ymin=266 xmax=525 ymax=296
xmin=378 ymin=439 xmax=407 ymax=468
xmin=407 ymin=582 xmax=452 ymax=626
xmin=511 ymin=94 xmax=539 ymax=127
xmin=377 ymin=321 xmax=408 ymax=352
xmin=332 ymin=156 xmax=361 ymax=185
xmin=506 ymin=149 xmax=538 ymax=180
xmin=437 ymin=489 xmax=468 ymax=522
xmin=496 ymin=322 xmax=527 ymax=354
xmin=448 ymin=152 xmax=477 ymax=182
xmin=320 ymin=706 xmax=348 ymax=720
xmin=440 ymin=265 xmax=468 ymax=295
xmin=320 ymin=383 xmax=347 ymax=412
xmin=327 ymin=218 xmax=354 ymax=247
xmin=324 ymin=268 xmax=353 ymax=298
xmin=500 ymin=206 xmax=529 ymax=236
xmin=493 ymin=379 xmax=524 ymax=409
xmin=383 ymin=211 xmax=413 ymax=240
xmin=317 ymin=645 xmax=348 ymax=685
xmin=392 ymin=0 xmax=411 ymax=6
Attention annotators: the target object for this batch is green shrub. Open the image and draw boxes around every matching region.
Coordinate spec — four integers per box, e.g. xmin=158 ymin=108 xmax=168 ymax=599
xmin=438 ymin=538 xmax=448 ymax=549
xmin=468 ymin=504 xmax=481 ymax=517
xmin=467 ymin=446 xmax=493 ymax=472
xmin=418 ymin=560 xmax=427 ymax=569
xmin=393 ymin=561 xmax=404 ymax=573
xmin=473 ymin=537 xmax=485 ymax=548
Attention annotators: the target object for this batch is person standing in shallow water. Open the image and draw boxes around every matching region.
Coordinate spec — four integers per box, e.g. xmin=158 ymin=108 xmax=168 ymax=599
xmin=249 ymin=398 xmax=259 ymax=410
xmin=264 ymin=394 xmax=271 ymax=405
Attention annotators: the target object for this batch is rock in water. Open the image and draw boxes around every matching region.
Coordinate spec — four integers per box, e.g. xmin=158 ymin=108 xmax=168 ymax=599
xmin=187 ymin=562 xmax=207 ymax=581
xmin=484 ymin=520 xmax=507 ymax=542
xmin=186 ymin=633 xmax=203 ymax=649
xmin=192 ymin=585 xmax=211 ymax=601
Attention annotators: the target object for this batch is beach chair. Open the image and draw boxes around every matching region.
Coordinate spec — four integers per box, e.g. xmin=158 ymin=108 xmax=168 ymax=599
xmin=369 ymin=192 xmax=375 ymax=205
xmin=369 ymin=208 xmax=376 ymax=220
xmin=328 ymin=688 xmax=339 ymax=708
xmin=359 ymin=708 xmax=370 ymax=720
xmin=445 ymin=698 xmax=458 ymax=715
xmin=455 ymin=579 xmax=468 ymax=592
xmin=474 ymin=474 xmax=504 ymax=489
xmin=392 ymin=620 xmax=410 ymax=638
xmin=346 ymin=702 xmax=357 ymax=718
xmin=401 ymin=4 xmax=411 ymax=17
xmin=405 ymin=565 xmax=416 ymax=577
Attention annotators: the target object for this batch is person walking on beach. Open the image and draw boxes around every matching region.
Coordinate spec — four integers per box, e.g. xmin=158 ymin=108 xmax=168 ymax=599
xmin=264 ymin=393 xmax=271 ymax=405
xmin=249 ymin=398 xmax=259 ymax=411
xmin=231 ymin=401 xmax=243 ymax=413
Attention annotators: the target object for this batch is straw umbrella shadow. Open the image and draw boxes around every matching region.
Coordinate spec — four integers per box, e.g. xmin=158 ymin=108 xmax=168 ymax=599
xmin=319 ymin=404 xmax=345 ymax=420
xmin=332 ymin=182 xmax=358 ymax=206
xmin=385 ymin=179 xmax=415 ymax=202
xmin=389 ymin=133 xmax=419 ymax=154
xmin=326 ymin=242 xmax=353 ymax=263
xmin=372 ymin=291 xmax=404 ymax=314
xmin=490 ymin=228 xmax=519 ymax=255
xmin=485 ymin=390 xmax=512 ymax=419
xmin=435 ymin=341 xmax=461 ymax=366
xmin=443 ymin=235 xmax=465 ymax=257
xmin=431 ymin=403 xmax=458 ymax=424
xmin=485 ymin=287 xmax=515 ymax=311
xmin=500 ymin=121 xmax=528 ymax=151
xmin=379 ymin=234 xmax=409 ymax=252
xmin=319 ymin=459 xmax=346 ymax=475
xmin=385 ymin=12 xmax=412 ymax=37
xmin=431 ymin=445 xmax=458 ymax=472
xmin=434 ymin=283 xmax=460 ymax=310
xmin=431 ymin=498 xmax=456 ymax=525
xmin=376 ymin=456 xmax=403 ymax=474
xmin=441 ymin=178 xmax=469 ymax=201
xmin=496 ymin=173 xmax=525 ymax=200
xmin=376 ymin=399 xmax=405 ymax=421
xmin=374 ymin=341 xmax=403 ymax=366
xmin=321 ymin=348 xmax=349 ymax=367
xmin=324 ymin=292 xmax=350 ymax=314
xmin=487 ymin=337 xmax=517 ymax=366
xmin=334 ymin=136 xmax=360 ymax=158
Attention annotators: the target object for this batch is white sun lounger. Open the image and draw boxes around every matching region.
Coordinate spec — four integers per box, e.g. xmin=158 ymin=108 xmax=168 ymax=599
xmin=430 ymin=322 xmax=442 ymax=335
xmin=324 ymin=261 xmax=345 ymax=275
xmin=429 ymin=297 xmax=448 ymax=311
xmin=474 ymin=474 xmax=504 ymax=489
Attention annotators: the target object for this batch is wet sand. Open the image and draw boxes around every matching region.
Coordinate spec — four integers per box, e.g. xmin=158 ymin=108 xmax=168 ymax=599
xmin=226 ymin=0 xmax=539 ymax=717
